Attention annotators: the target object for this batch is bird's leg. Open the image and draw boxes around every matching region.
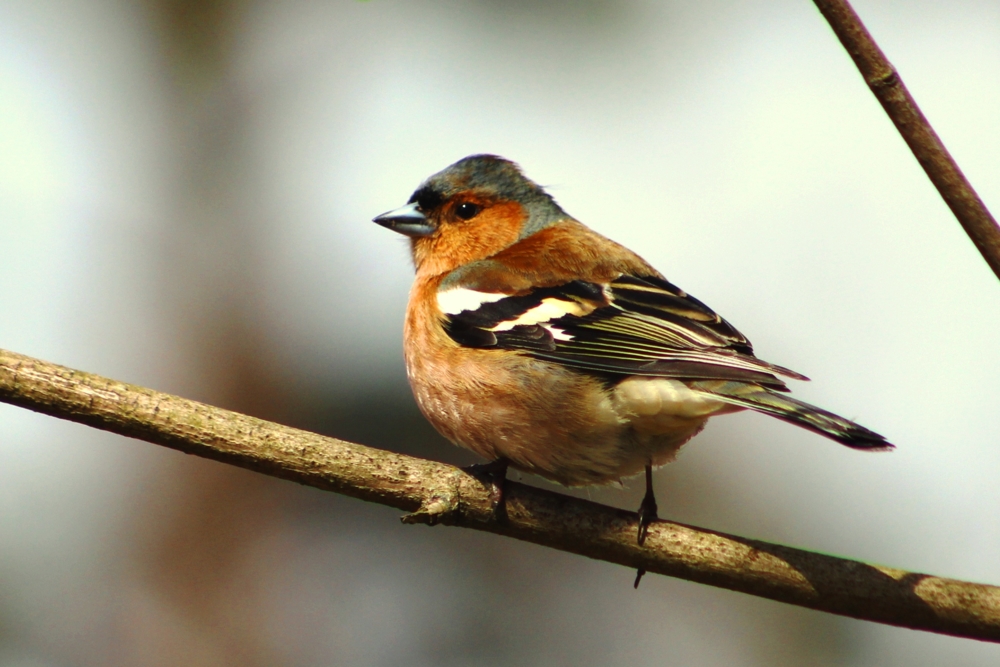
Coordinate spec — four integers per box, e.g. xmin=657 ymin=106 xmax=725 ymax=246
xmin=462 ymin=457 xmax=510 ymax=522
xmin=634 ymin=463 xmax=658 ymax=588
xmin=636 ymin=463 xmax=658 ymax=545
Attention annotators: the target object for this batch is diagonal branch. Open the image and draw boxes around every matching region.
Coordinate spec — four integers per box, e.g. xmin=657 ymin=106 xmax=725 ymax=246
xmin=812 ymin=0 xmax=1000 ymax=282
xmin=2 ymin=347 xmax=1000 ymax=641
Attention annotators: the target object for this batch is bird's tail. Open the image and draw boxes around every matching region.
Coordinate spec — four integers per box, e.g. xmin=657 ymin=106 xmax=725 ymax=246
xmin=690 ymin=381 xmax=892 ymax=450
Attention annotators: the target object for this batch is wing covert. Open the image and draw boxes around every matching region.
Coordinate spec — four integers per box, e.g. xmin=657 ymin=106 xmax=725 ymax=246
xmin=439 ymin=274 xmax=807 ymax=390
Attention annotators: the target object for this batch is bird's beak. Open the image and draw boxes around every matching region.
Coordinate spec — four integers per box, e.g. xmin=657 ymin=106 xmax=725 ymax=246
xmin=372 ymin=202 xmax=436 ymax=237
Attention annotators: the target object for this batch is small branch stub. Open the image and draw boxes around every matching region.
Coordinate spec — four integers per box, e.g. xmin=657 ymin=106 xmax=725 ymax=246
xmin=401 ymin=469 xmax=465 ymax=525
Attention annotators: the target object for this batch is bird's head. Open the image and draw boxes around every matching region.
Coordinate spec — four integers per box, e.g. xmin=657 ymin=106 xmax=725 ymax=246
xmin=373 ymin=155 xmax=569 ymax=275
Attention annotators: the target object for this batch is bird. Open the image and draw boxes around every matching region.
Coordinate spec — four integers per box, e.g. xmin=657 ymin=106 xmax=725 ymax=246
xmin=374 ymin=154 xmax=891 ymax=549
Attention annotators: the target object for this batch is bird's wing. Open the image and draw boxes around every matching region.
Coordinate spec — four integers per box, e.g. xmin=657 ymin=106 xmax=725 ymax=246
xmin=437 ymin=272 xmax=807 ymax=391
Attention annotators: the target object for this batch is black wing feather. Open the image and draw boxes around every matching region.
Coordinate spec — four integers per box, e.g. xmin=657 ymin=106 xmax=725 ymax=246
xmin=441 ymin=274 xmax=806 ymax=390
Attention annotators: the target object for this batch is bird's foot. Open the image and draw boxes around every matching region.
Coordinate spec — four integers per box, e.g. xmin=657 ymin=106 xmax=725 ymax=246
xmin=462 ymin=457 xmax=510 ymax=522
xmin=636 ymin=465 xmax=658 ymax=546
xmin=634 ymin=464 xmax=658 ymax=589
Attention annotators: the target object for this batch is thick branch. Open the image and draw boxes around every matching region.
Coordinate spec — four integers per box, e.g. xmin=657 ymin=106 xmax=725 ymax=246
xmin=813 ymin=0 xmax=1000 ymax=282
xmin=1 ymin=347 xmax=999 ymax=641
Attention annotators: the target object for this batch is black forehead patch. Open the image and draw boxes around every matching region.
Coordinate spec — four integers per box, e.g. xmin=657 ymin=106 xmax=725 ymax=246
xmin=407 ymin=185 xmax=445 ymax=212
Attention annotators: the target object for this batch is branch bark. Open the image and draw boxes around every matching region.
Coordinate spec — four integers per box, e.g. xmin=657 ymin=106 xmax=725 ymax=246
xmin=2 ymin=347 xmax=1000 ymax=641
xmin=813 ymin=0 xmax=1000 ymax=282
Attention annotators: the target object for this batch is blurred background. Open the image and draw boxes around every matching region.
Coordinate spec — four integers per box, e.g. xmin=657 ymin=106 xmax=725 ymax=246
xmin=1 ymin=0 xmax=999 ymax=664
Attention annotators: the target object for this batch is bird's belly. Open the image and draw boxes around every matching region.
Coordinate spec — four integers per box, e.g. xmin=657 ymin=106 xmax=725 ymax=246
xmin=407 ymin=350 xmax=621 ymax=484
xmin=406 ymin=342 xmax=736 ymax=486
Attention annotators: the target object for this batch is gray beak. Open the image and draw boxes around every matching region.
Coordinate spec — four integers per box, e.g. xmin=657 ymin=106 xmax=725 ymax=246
xmin=373 ymin=202 xmax=436 ymax=237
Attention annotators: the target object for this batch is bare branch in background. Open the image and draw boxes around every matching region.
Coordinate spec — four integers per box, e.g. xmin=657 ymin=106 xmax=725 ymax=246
xmin=3 ymin=348 xmax=1000 ymax=642
xmin=812 ymin=0 xmax=1000 ymax=282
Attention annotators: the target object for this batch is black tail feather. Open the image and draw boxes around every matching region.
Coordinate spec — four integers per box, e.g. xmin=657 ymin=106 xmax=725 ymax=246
xmin=691 ymin=381 xmax=892 ymax=451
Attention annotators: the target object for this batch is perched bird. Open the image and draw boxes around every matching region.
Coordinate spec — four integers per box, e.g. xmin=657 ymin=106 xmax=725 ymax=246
xmin=374 ymin=154 xmax=891 ymax=546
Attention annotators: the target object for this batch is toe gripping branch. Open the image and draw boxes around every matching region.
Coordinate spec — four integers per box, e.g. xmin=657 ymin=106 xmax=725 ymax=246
xmin=462 ymin=457 xmax=510 ymax=522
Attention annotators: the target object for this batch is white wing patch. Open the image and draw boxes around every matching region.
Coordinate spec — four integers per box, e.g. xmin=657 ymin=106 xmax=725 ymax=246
xmin=437 ymin=288 xmax=507 ymax=315
xmin=438 ymin=288 xmax=600 ymax=344
xmin=546 ymin=326 xmax=574 ymax=341
xmin=489 ymin=298 xmax=592 ymax=331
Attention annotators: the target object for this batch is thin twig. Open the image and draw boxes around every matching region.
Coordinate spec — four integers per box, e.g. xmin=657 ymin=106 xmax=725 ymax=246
xmin=2 ymin=347 xmax=999 ymax=641
xmin=813 ymin=0 xmax=1000 ymax=282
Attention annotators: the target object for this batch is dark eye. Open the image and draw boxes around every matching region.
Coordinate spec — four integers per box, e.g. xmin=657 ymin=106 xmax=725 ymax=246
xmin=455 ymin=202 xmax=481 ymax=220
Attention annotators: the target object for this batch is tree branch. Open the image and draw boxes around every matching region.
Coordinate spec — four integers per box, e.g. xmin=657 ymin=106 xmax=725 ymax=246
xmin=813 ymin=0 xmax=1000 ymax=282
xmin=2 ymin=347 xmax=999 ymax=641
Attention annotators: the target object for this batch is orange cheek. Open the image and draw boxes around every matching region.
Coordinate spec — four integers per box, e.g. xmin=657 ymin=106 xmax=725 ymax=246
xmin=412 ymin=201 xmax=526 ymax=276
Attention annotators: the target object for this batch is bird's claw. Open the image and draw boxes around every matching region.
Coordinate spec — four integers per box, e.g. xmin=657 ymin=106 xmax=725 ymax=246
xmin=462 ymin=458 xmax=510 ymax=522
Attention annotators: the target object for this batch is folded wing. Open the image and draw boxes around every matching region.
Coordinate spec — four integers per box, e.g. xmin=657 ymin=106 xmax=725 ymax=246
xmin=439 ymin=274 xmax=806 ymax=391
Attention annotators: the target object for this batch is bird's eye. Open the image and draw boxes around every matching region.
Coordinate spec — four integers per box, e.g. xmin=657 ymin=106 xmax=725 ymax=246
xmin=455 ymin=202 xmax=481 ymax=220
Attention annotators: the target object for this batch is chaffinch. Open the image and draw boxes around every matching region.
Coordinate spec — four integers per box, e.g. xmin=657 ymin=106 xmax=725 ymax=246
xmin=374 ymin=154 xmax=890 ymax=546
